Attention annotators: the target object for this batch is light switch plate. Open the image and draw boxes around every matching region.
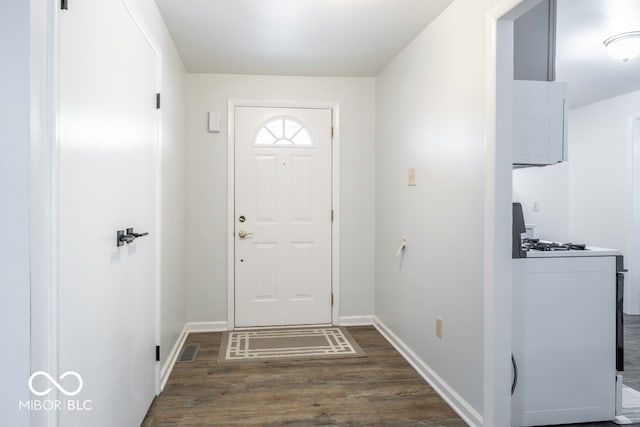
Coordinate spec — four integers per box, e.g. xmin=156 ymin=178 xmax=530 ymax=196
xmin=208 ymin=111 xmax=221 ymax=133
xmin=408 ymin=167 xmax=416 ymax=186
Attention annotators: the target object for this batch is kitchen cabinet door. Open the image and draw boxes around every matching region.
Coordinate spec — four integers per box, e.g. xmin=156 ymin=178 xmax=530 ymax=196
xmin=513 ymin=80 xmax=569 ymax=167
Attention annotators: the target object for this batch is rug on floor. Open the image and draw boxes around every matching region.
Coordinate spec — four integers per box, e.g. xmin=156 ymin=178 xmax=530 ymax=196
xmin=218 ymin=326 xmax=366 ymax=363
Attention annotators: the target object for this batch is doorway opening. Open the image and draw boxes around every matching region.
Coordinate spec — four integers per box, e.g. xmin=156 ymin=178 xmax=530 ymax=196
xmin=493 ymin=0 xmax=640 ymax=424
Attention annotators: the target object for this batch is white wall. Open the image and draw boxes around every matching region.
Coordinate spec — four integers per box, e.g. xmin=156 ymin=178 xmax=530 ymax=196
xmin=375 ymin=0 xmax=500 ymax=422
xmin=128 ymin=0 xmax=189 ymax=366
xmin=186 ymin=74 xmax=375 ymax=322
xmin=569 ymin=90 xmax=640 ymax=313
xmin=0 ymin=2 xmax=31 ymax=426
xmin=512 ymin=162 xmax=570 ymax=241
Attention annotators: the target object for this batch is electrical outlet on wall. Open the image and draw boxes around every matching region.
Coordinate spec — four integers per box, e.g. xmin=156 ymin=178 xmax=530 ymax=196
xmin=532 ymin=201 xmax=540 ymax=212
xmin=436 ymin=316 xmax=443 ymax=338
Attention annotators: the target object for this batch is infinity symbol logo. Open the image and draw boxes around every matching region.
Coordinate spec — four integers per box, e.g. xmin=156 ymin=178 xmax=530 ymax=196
xmin=29 ymin=371 xmax=84 ymax=397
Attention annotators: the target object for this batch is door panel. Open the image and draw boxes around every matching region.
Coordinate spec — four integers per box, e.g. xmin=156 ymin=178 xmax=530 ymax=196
xmin=57 ymin=1 xmax=157 ymax=426
xmin=235 ymin=107 xmax=332 ymax=327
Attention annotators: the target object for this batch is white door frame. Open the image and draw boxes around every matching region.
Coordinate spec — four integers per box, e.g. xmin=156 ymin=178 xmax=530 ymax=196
xmin=484 ymin=0 xmax=545 ymax=424
xmin=227 ymin=99 xmax=340 ymax=330
xmin=630 ymin=117 xmax=640 ymax=314
xmin=31 ymin=5 xmax=164 ymax=426
xmin=30 ymin=2 xmax=60 ymax=426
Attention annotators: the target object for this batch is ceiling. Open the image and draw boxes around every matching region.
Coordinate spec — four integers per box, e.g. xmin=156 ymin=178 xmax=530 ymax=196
xmin=556 ymin=0 xmax=640 ymax=107
xmin=154 ymin=0 xmax=640 ymax=107
xmin=153 ymin=0 xmax=454 ymax=76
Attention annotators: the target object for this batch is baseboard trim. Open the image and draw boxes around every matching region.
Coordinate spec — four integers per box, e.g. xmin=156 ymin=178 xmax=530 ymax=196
xmin=160 ymin=324 xmax=189 ymax=392
xmin=159 ymin=321 xmax=230 ymax=392
xmin=373 ymin=317 xmax=483 ymax=427
xmin=186 ymin=321 xmax=229 ymax=333
xmin=338 ymin=315 xmax=374 ymax=326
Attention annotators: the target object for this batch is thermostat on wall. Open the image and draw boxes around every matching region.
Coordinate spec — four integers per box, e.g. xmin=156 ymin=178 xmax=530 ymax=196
xmin=208 ymin=112 xmax=221 ymax=133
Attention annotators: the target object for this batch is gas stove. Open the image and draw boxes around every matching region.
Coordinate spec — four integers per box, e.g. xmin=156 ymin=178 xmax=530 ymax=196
xmin=522 ymin=238 xmax=586 ymax=252
xmin=519 ymin=238 xmax=621 ymax=258
xmin=512 ymin=202 xmax=621 ymax=258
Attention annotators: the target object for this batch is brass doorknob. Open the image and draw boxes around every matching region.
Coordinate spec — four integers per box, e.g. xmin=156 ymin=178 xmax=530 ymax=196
xmin=238 ymin=230 xmax=254 ymax=238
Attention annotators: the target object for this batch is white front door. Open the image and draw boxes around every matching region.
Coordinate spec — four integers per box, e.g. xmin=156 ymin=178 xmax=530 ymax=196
xmin=57 ymin=1 xmax=158 ymax=426
xmin=234 ymin=107 xmax=332 ymax=327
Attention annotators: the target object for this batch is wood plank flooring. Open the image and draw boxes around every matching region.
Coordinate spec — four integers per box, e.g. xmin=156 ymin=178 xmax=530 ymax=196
xmin=623 ymin=314 xmax=640 ymax=391
xmin=142 ymin=326 xmax=467 ymax=426
xmin=143 ymin=317 xmax=640 ymax=426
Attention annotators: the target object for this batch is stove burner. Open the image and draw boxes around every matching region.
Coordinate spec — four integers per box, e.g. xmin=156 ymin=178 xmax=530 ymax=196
xmin=521 ymin=238 xmax=587 ymax=252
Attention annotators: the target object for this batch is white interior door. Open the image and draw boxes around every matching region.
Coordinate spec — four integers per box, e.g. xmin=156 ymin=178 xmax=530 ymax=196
xmin=234 ymin=107 xmax=332 ymax=327
xmin=57 ymin=1 xmax=158 ymax=426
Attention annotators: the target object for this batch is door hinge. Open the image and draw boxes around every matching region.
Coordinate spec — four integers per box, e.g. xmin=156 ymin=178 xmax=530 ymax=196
xmin=156 ymin=345 xmax=160 ymax=362
xmin=331 ymin=293 xmax=334 ymax=306
xmin=61 ymin=0 xmax=68 ymax=10
xmin=331 ymin=126 xmax=334 ymax=139
xmin=156 ymin=93 xmax=161 ymax=109
xmin=331 ymin=210 xmax=334 ymax=222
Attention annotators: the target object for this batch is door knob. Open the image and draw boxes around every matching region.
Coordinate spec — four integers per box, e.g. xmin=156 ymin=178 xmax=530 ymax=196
xmin=238 ymin=230 xmax=254 ymax=238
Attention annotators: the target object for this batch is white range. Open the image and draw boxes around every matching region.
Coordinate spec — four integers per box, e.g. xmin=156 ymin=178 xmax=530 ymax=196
xmin=512 ymin=245 xmax=624 ymax=426
xmin=524 ymin=245 xmax=622 ymax=258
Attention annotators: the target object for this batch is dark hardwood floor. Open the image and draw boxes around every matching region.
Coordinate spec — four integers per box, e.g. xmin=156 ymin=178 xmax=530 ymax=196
xmin=623 ymin=314 xmax=640 ymax=391
xmin=142 ymin=326 xmax=467 ymax=426
xmin=143 ymin=317 xmax=640 ymax=426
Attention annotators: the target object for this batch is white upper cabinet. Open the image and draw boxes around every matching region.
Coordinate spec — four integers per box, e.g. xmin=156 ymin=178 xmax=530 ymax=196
xmin=513 ymin=80 xmax=569 ymax=167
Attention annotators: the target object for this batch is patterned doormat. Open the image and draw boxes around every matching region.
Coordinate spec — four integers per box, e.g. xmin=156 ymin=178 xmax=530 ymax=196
xmin=218 ymin=327 xmax=366 ymax=363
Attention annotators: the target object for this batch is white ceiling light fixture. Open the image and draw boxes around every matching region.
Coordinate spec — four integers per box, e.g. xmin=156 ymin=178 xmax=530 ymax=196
xmin=603 ymin=31 xmax=640 ymax=62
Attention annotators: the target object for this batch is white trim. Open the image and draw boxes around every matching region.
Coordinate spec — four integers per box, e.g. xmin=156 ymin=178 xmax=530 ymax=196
xmin=227 ymin=100 xmax=235 ymax=330
xmin=30 ymin=1 xmax=59 ymax=426
xmin=227 ymin=99 xmax=341 ymax=329
xmin=484 ymin=1 xmax=544 ymax=425
xmin=373 ymin=317 xmax=482 ymax=427
xmin=159 ymin=324 xmax=189 ymax=391
xmin=337 ymin=315 xmax=374 ymax=326
xmin=331 ymin=104 xmax=341 ymax=327
xmin=159 ymin=321 xmax=229 ymax=391
xmin=186 ymin=321 xmax=230 ymax=333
